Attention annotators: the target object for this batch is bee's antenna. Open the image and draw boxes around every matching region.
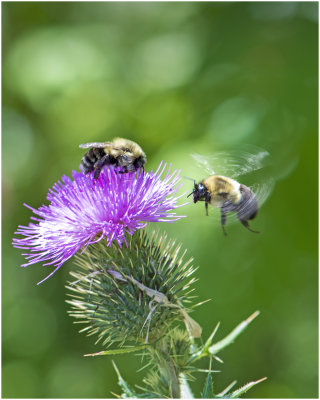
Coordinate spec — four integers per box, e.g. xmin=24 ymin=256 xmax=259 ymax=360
xmin=187 ymin=179 xmax=196 ymax=198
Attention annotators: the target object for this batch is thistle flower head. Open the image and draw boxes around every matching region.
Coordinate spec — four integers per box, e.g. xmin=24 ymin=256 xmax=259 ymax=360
xmin=13 ymin=163 xmax=186 ymax=283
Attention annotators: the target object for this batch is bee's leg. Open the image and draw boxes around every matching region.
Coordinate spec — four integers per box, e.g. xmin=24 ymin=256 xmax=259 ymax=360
xmin=93 ymin=167 xmax=102 ymax=180
xmin=239 ymin=218 xmax=260 ymax=234
xmin=117 ymin=155 xmax=132 ymax=174
xmin=118 ymin=166 xmax=129 ymax=174
xmin=134 ymin=159 xmax=145 ymax=173
xmin=126 ymin=164 xmax=136 ymax=173
xmin=221 ymin=210 xmax=227 ymax=236
xmin=93 ymin=154 xmax=111 ymax=179
xmin=117 ymin=158 xmax=130 ymax=174
xmin=205 ymin=190 xmax=212 ymax=216
xmin=205 ymin=201 xmax=209 ymax=216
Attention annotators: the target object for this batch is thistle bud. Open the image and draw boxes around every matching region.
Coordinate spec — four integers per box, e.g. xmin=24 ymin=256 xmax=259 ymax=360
xmin=67 ymin=229 xmax=198 ymax=347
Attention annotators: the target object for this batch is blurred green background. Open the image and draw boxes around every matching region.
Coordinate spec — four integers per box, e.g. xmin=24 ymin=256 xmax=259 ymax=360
xmin=2 ymin=2 xmax=318 ymax=398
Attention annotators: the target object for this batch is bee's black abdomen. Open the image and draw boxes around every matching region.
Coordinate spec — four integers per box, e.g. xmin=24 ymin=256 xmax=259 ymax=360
xmin=80 ymin=148 xmax=106 ymax=174
xmin=86 ymin=149 xmax=96 ymax=163
xmin=237 ymin=184 xmax=258 ymax=220
xmin=247 ymin=209 xmax=258 ymax=220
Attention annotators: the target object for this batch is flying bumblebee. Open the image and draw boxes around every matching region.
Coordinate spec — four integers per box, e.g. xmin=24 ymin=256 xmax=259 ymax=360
xmin=79 ymin=137 xmax=147 ymax=179
xmin=188 ymin=175 xmax=259 ymax=235
xmin=187 ymin=147 xmax=274 ymax=235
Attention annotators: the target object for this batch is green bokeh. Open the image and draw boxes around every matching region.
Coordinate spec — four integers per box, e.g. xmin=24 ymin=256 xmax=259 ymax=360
xmin=2 ymin=2 xmax=318 ymax=398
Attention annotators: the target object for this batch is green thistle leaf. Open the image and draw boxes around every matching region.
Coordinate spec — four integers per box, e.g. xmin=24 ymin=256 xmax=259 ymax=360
xmin=226 ymin=377 xmax=267 ymax=398
xmin=112 ymin=361 xmax=138 ymax=398
xmin=84 ymin=345 xmax=148 ymax=357
xmin=209 ymin=311 xmax=260 ymax=356
xmin=215 ymin=380 xmax=237 ymax=398
xmin=201 ymin=359 xmax=214 ymax=398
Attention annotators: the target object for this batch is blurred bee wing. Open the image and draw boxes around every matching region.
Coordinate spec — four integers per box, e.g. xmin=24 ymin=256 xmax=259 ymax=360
xmin=251 ymin=178 xmax=275 ymax=208
xmin=191 ymin=145 xmax=271 ymax=178
xmin=79 ymin=142 xmax=113 ymax=149
xmin=191 ymin=153 xmax=217 ymax=175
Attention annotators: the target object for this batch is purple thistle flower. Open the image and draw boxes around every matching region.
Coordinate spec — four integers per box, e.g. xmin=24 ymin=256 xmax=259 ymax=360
xmin=13 ymin=162 xmax=186 ymax=284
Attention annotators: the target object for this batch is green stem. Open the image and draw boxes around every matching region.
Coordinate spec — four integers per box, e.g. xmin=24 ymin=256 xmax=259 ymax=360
xmin=151 ymin=338 xmax=182 ymax=398
xmin=159 ymin=358 xmax=180 ymax=398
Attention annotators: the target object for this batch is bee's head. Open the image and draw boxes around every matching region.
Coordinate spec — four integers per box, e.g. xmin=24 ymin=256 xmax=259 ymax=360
xmin=187 ymin=182 xmax=207 ymax=203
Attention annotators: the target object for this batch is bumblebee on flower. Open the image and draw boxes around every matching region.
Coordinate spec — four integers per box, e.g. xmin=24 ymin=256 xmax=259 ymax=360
xmin=13 ymin=159 xmax=186 ymax=284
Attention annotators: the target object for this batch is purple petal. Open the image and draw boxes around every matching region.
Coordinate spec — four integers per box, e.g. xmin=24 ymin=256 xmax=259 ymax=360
xmin=13 ymin=163 xmax=187 ymax=283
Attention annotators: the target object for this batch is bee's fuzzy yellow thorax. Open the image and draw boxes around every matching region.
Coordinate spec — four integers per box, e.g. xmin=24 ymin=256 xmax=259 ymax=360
xmin=203 ymin=175 xmax=242 ymax=207
xmin=112 ymin=137 xmax=145 ymax=157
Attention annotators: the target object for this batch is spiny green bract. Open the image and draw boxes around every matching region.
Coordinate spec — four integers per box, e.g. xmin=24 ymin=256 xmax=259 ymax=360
xmin=66 ymin=229 xmax=197 ymax=347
